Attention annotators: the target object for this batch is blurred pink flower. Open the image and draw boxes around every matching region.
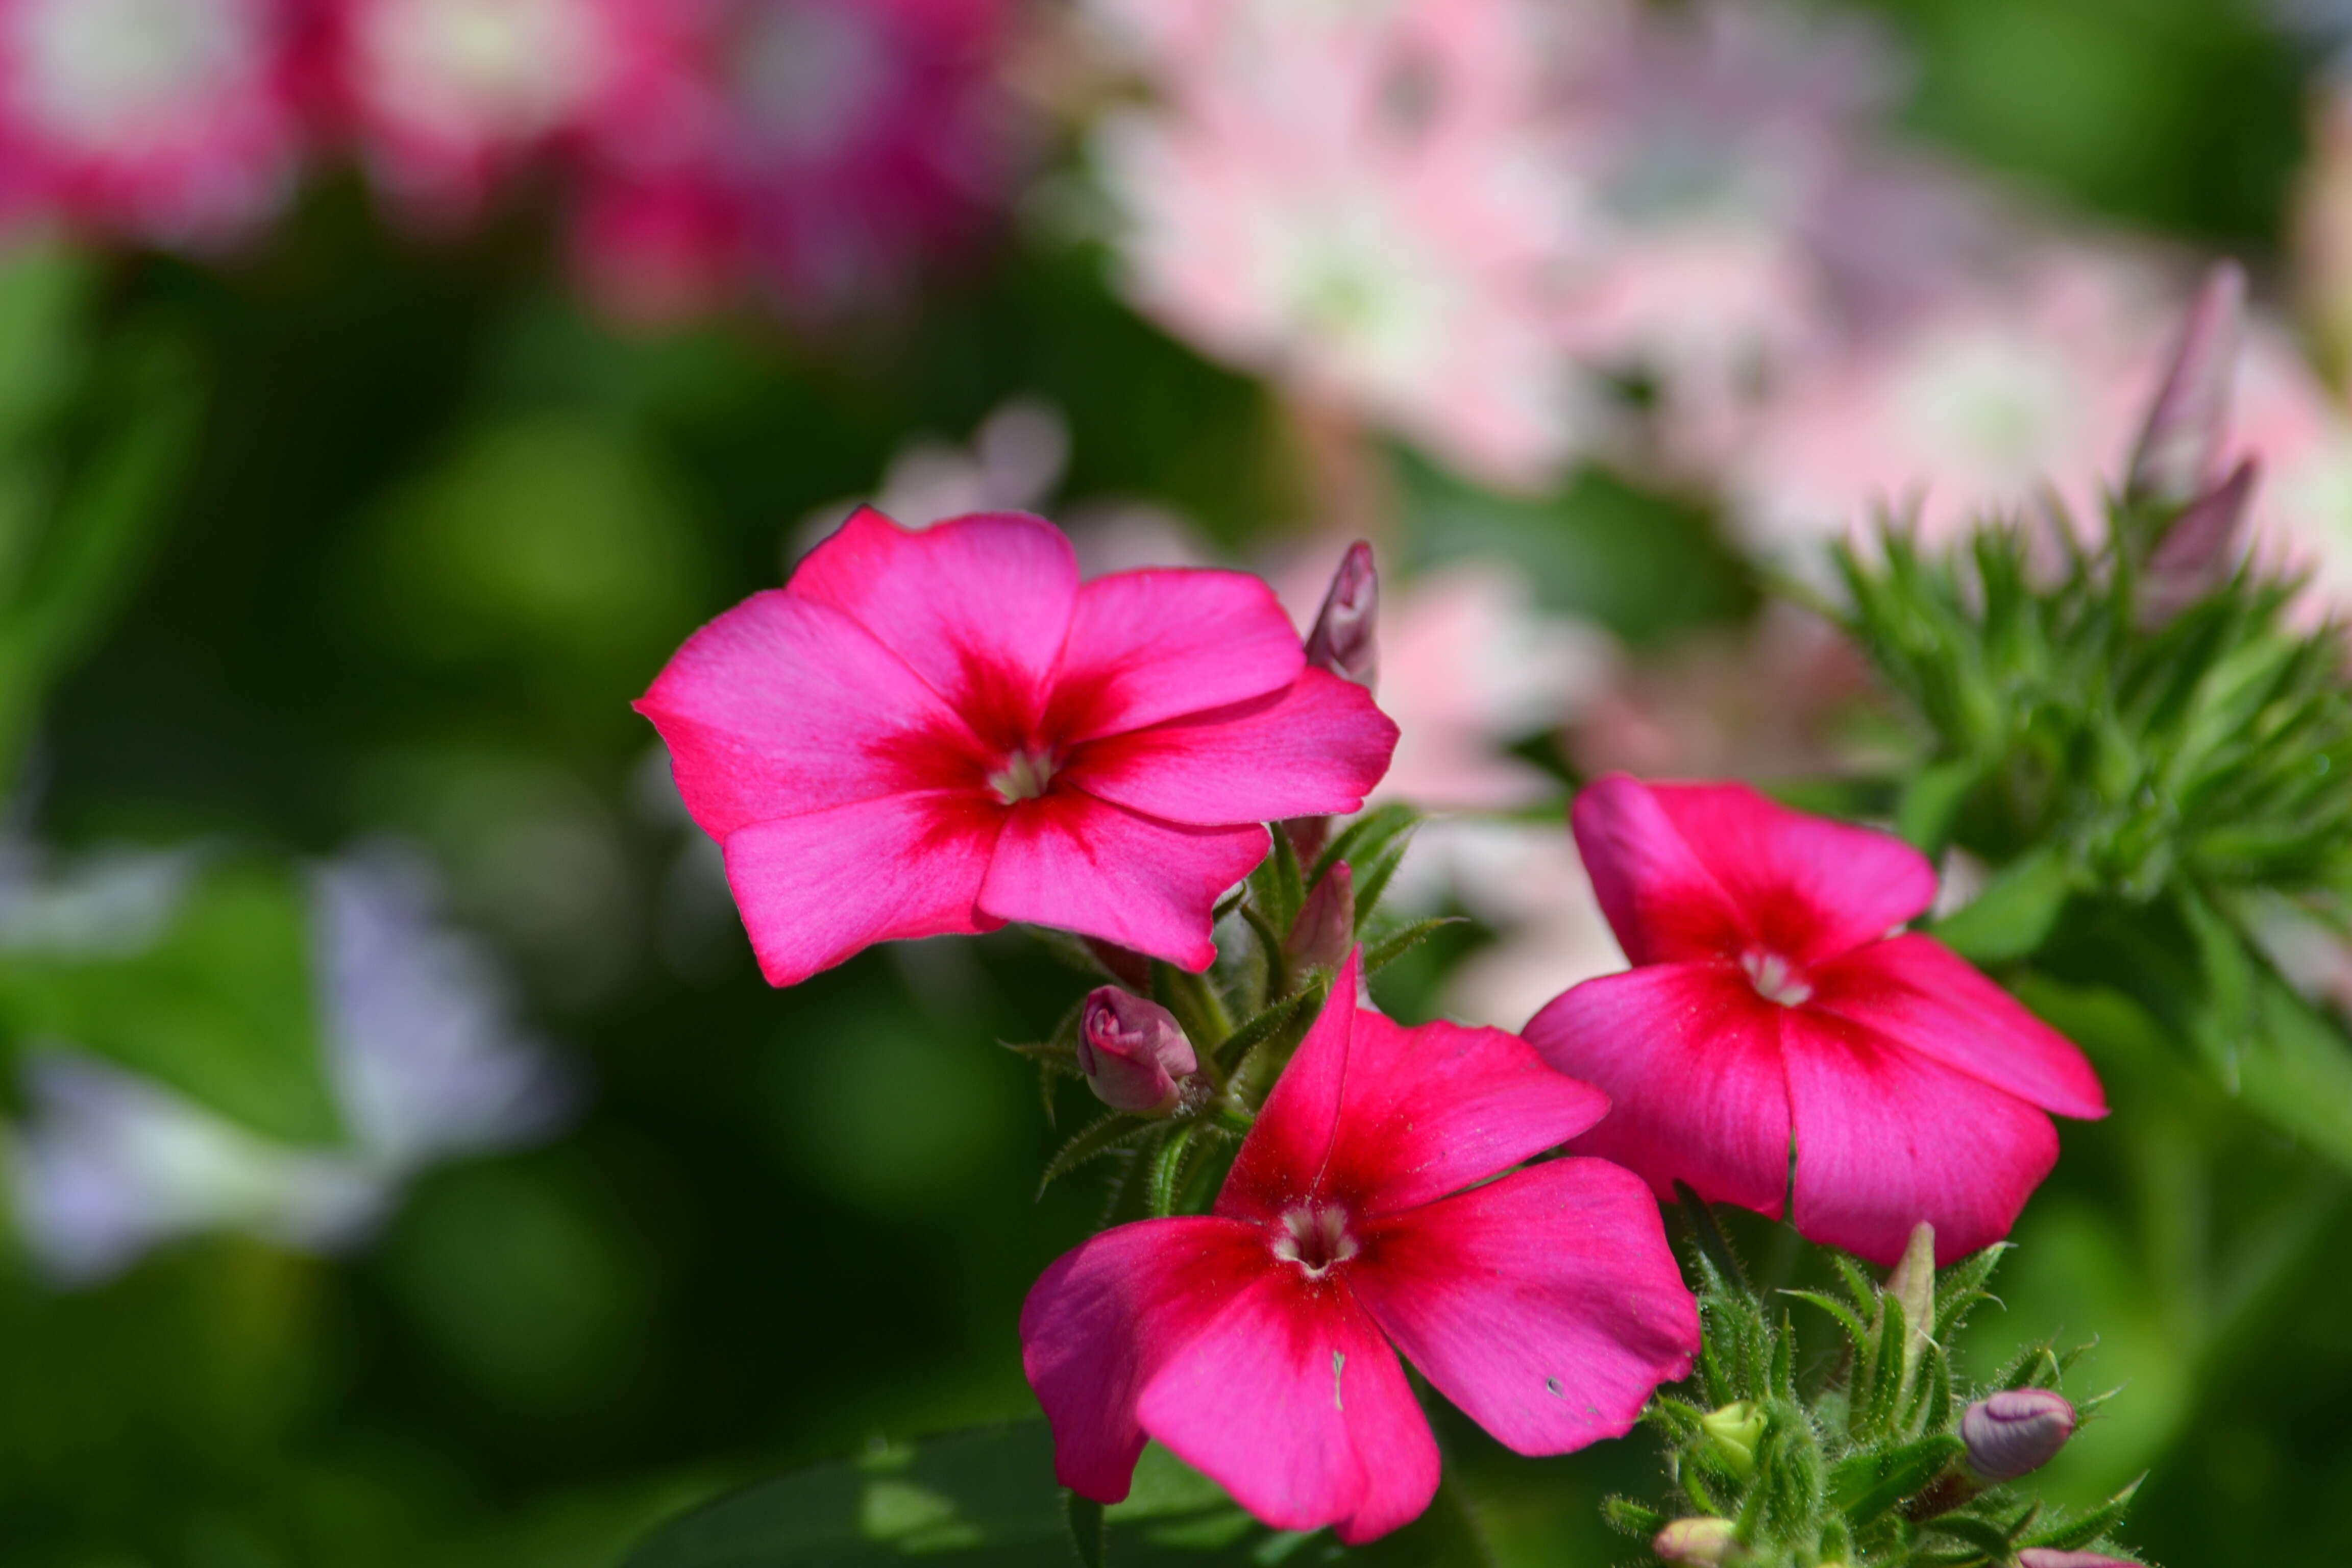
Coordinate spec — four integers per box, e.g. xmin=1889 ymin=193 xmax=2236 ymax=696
xmin=1090 ymin=0 xmax=1593 ymax=488
xmin=639 ymin=507 xmax=1396 ymax=984
xmin=1550 ymin=0 xmax=1902 ymax=442
xmin=0 ymin=0 xmax=309 ymax=248
xmin=1727 ymin=249 xmax=2168 ymax=557
xmin=1729 ymin=246 xmax=2352 ymax=583
xmin=1526 ymin=775 xmax=2107 ymax=1266
xmin=1279 ymin=546 xmax=1610 ymax=811
xmin=568 ymin=0 xmax=1024 ymax=324
xmin=1022 ymin=946 xmax=1697 ymax=1542
xmin=1387 ymin=818 xmax=1626 ymax=1032
xmin=319 ymin=0 xmax=697 ymax=225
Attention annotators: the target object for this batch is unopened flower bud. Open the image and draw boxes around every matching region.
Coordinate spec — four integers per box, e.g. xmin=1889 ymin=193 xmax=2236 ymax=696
xmin=2127 ymin=261 xmax=2245 ymax=508
xmin=1305 ymin=541 xmax=1378 ymax=691
xmin=1885 ymin=1220 xmax=1936 ymax=1390
xmin=1285 ymin=863 xmax=1355 ymax=971
xmin=1653 ymin=1517 xmax=1740 ymax=1564
xmin=2017 ymin=1552 xmax=2135 ymax=1568
xmin=1698 ymin=1400 xmax=1764 ymax=1480
xmin=1077 ymin=989 xmax=1197 ymax=1114
xmin=2139 ymin=456 xmax=2257 ymax=627
xmin=1961 ymin=1389 xmax=2077 ymax=1483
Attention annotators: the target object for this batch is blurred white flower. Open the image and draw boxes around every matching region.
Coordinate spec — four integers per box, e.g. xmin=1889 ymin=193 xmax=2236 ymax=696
xmin=6 ymin=841 xmax=572 ymax=1285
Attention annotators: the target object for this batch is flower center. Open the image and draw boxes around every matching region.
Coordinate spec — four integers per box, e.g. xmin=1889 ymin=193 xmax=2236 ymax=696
xmin=1270 ymin=1204 xmax=1359 ymax=1280
xmin=1742 ymin=949 xmax=1812 ymax=1008
xmin=987 ymin=747 xmax=1057 ymax=805
xmin=360 ymin=0 xmax=611 ymax=139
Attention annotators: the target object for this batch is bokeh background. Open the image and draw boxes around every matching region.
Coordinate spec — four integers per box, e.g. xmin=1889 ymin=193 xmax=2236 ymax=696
xmin=3 ymin=0 xmax=2350 ymax=1562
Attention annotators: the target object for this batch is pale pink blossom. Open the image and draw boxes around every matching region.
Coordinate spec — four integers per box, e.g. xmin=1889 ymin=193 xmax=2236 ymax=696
xmin=1388 ymin=818 xmax=1625 ymax=1032
xmin=1526 ymin=775 xmax=2106 ymax=1265
xmin=1022 ymin=947 xmax=1697 ymax=1542
xmin=320 ymin=0 xmax=697 ymax=224
xmin=1090 ymin=0 xmax=1594 ymax=488
xmin=639 ymin=507 xmax=1397 ymax=984
xmin=0 ymin=0 xmax=308 ymax=248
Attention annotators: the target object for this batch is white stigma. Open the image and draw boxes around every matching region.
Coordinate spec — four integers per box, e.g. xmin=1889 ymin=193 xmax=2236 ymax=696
xmin=1271 ymin=1204 xmax=1359 ymax=1280
xmin=1741 ymin=950 xmax=1812 ymax=1008
xmin=987 ymin=747 xmax=1056 ymax=805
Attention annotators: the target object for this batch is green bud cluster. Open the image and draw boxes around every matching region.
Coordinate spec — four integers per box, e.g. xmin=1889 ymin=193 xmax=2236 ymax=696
xmin=1605 ymin=1208 xmax=2144 ymax=1568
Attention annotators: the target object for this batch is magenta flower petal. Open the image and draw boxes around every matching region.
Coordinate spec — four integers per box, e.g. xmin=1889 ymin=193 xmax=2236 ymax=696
xmin=635 ymin=590 xmax=978 ymax=836
xmin=980 ymin=792 xmax=1267 ymax=972
xmin=1136 ymin=1269 xmax=1438 ymax=1546
xmin=1575 ymin=775 xmax=1937 ymax=966
xmin=1526 ymin=964 xmax=1793 ymax=1220
xmin=1811 ymin=935 xmax=2110 ymax=1120
xmin=1064 ymin=671 xmax=1400 ymax=828
xmin=1222 ymin=1000 xmax=1609 ymax=1222
xmin=1353 ymin=1158 xmax=1699 ymax=1456
xmin=1049 ymin=568 xmax=1306 ymax=741
xmin=1020 ymin=1215 xmax=1264 ymax=1502
xmin=1023 ymin=947 xmax=1695 ymax=1544
xmin=1781 ymin=1009 xmax=2060 ymax=1266
xmin=1538 ymin=775 xmax=2101 ymax=1262
xmin=787 ymin=507 xmax=1078 ymax=729
xmin=723 ymin=792 xmax=1000 ymax=986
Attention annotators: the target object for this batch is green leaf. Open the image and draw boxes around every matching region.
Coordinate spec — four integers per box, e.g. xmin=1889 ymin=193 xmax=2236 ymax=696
xmin=1037 ymin=1112 xmax=1155 ymax=1195
xmin=1350 ymin=1478 xmax=1494 ymax=1567
xmin=1932 ymin=846 xmax=2073 ymax=964
xmin=1829 ymin=1434 xmax=1963 ymax=1525
xmin=1363 ymin=917 xmax=1462 ymax=977
xmin=1065 ymin=1494 xmax=1104 ymax=1568
xmin=1311 ymin=804 xmax=1418 ymax=891
xmin=2016 ymin=1478 xmax=2142 ymax=1553
xmin=1895 ymin=758 xmax=1982 ymax=855
xmin=0 ymin=855 xmax=342 ymax=1145
xmin=1782 ymin=1291 xmax=1871 ymax=1360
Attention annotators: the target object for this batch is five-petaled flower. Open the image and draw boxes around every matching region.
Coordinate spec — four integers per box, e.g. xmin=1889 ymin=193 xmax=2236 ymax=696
xmin=638 ymin=507 xmax=1398 ymax=986
xmin=1021 ymin=948 xmax=1699 ymax=1542
xmin=1525 ymin=774 xmax=2108 ymax=1266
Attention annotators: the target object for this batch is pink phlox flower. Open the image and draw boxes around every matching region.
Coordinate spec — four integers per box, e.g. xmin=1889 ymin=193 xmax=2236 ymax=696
xmin=1725 ymin=247 xmax=2170 ymax=561
xmin=1089 ymin=0 xmax=1594 ymax=488
xmin=1022 ymin=947 xmax=1698 ymax=1542
xmin=1525 ymin=774 xmax=2108 ymax=1266
xmin=0 ymin=0 xmax=310 ymax=248
xmin=568 ymin=0 xmax=1025 ymax=324
xmin=319 ymin=0 xmax=700 ymax=227
xmin=636 ymin=507 xmax=1399 ymax=985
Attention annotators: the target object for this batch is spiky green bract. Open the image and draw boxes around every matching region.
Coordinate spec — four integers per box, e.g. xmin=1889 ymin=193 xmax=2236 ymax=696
xmin=1835 ymin=517 xmax=2352 ymax=904
xmin=1832 ymin=512 xmax=2352 ymax=1169
xmin=1016 ymin=806 xmax=1427 ymax=1220
xmin=1634 ymin=1210 xmax=2145 ymax=1567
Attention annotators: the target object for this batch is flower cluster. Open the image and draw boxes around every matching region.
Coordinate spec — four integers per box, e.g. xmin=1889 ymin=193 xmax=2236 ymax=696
xmin=640 ymin=509 xmax=2126 ymax=1551
xmin=1072 ymin=0 xmax=2352 ymax=622
xmin=0 ymin=0 xmax=1026 ymax=320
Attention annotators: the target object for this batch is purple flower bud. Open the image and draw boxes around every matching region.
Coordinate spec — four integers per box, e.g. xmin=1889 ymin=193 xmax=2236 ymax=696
xmin=1305 ymin=541 xmax=1379 ymax=691
xmin=2017 ymin=1552 xmax=2136 ymax=1568
xmin=1961 ymin=1388 xmax=2077 ymax=1482
xmin=1285 ymin=863 xmax=1355 ymax=972
xmin=2139 ymin=456 xmax=2258 ymax=627
xmin=1077 ymin=988 xmax=1197 ymax=1114
xmin=2127 ymin=261 xmax=2245 ymax=508
xmin=1652 ymin=1517 xmax=1739 ymax=1564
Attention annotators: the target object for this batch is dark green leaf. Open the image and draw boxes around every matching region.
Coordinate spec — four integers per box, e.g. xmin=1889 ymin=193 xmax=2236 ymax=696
xmin=1829 ymin=1434 xmax=1962 ymax=1525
